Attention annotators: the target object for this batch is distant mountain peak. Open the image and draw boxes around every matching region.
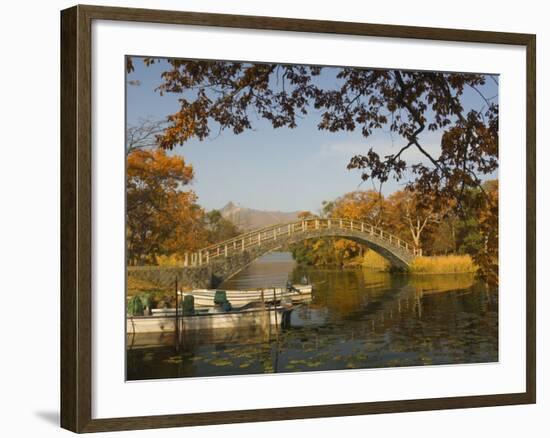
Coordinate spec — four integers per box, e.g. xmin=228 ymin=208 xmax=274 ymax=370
xmin=222 ymin=201 xmax=236 ymax=209
xmin=219 ymin=202 xmax=299 ymax=230
xmin=221 ymin=201 xmax=238 ymax=211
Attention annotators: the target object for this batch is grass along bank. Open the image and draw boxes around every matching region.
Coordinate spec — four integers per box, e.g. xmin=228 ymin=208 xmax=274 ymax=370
xmin=409 ymin=255 xmax=477 ymax=275
xmin=346 ymin=251 xmax=477 ymax=275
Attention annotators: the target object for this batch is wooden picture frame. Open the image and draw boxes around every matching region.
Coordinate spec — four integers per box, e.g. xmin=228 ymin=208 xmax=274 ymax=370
xmin=60 ymin=4 xmax=536 ymax=433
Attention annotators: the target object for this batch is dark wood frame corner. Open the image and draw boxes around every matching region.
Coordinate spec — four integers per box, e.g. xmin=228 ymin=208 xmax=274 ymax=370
xmin=60 ymin=4 xmax=536 ymax=433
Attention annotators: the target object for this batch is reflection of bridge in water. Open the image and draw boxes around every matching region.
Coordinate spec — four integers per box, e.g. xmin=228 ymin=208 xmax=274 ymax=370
xmin=128 ymin=218 xmax=420 ymax=288
xmin=180 ymin=218 xmax=420 ymax=288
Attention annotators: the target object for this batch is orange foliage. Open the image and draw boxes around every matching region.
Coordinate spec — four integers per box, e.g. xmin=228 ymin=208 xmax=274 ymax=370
xmin=330 ymin=190 xmax=385 ymax=225
xmin=328 ymin=190 xmax=386 ymax=261
xmin=126 ymin=149 xmax=207 ymax=265
xmin=298 ymin=210 xmax=313 ymax=219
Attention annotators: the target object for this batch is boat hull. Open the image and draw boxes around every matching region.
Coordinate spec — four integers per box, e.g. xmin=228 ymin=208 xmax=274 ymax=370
xmin=127 ymin=307 xmax=291 ymax=334
xmin=186 ymin=285 xmax=312 ymax=307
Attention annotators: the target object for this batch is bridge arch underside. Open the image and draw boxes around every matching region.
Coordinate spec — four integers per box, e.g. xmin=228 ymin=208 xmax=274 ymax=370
xmin=209 ymin=229 xmax=413 ymax=287
xmin=287 ymin=232 xmax=412 ymax=270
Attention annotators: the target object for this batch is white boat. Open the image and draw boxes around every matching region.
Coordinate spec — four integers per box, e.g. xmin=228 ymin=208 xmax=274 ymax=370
xmin=184 ymin=284 xmax=312 ymax=308
xmin=127 ymin=305 xmax=292 ymax=334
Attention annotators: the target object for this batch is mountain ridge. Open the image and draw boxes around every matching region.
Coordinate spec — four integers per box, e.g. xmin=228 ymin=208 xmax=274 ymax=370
xmin=219 ymin=202 xmax=301 ymax=231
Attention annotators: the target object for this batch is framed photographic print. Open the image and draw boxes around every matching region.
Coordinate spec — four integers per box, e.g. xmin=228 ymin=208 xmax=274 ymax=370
xmin=60 ymin=4 xmax=536 ymax=433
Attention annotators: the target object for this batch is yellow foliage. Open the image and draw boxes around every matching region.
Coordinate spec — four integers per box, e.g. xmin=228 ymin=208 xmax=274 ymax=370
xmin=361 ymin=250 xmax=391 ymax=271
xmin=126 ymin=276 xmax=170 ymax=297
xmin=342 ymin=250 xmax=391 ymax=271
xmin=331 ymin=190 xmax=384 ymax=223
xmin=156 ymin=254 xmax=185 ymax=266
xmin=126 ymin=148 xmax=208 ymax=265
xmin=409 ymin=255 xmax=477 ymax=274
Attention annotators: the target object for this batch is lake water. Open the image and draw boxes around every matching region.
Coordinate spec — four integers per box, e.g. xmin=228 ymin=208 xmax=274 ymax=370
xmin=126 ymin=252 xmax=498 ymax=380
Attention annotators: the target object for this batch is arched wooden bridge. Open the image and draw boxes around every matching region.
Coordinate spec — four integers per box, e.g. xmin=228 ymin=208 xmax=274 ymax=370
xmin=128 ymin=218 xmax=421 ymax=289
xmin=179 ymin=217 xmax=420 ymax=287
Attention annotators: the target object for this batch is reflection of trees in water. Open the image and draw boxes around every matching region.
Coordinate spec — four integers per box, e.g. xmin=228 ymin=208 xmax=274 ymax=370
xmin=283 ymin=283 xmax=496 ymax=367
xmin=409 ymin=274 xmax=475 ymax=295
xmin=285 ymin=266 xmax=497 ymax=364
xmin=290 ymin=265 xmax=483 ymax=319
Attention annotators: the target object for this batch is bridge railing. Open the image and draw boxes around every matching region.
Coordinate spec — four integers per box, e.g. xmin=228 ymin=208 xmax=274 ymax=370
xmin=183 ymin=217 xmax=421 ymax=267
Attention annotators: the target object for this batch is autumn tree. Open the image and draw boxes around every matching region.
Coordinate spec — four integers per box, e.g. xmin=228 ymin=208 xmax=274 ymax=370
xmin=297 ymin=210 xmax=314 ymax=219
xmin=126 ymin=148 xmax=206 ymax=265
xmin=425 ymin=215 xmax=459 ymax=255
xmin=331 ymin=190 xmax=386 ymax=226
xmin=385 ymin=190 xmax=446 ymax=251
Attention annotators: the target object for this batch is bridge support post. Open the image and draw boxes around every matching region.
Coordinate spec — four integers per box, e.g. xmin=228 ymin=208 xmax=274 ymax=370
xmin=224 ymin=245 xmax=228 ymax=257
xmin=184 ymin=253 xmax=188 ymax=267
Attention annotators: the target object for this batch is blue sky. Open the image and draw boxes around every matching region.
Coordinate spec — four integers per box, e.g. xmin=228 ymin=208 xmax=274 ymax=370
xmin=126 ymin=58 xmax=498 ymax=213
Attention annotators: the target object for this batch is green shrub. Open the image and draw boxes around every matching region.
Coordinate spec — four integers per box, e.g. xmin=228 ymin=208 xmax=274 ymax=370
xmin=127 ymin=295 xmax=144 ymax=316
